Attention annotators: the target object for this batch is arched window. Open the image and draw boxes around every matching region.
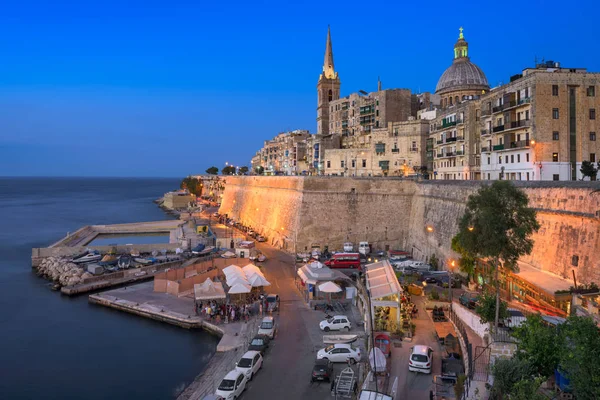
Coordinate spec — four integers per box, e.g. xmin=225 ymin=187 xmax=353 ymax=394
xmin=328 ymin=89 xmax=333 ymax=102
xmin=455 ymin=96 xmax=459 ymax=105
xmin=449 ymin=97 xmax=453 ymax=106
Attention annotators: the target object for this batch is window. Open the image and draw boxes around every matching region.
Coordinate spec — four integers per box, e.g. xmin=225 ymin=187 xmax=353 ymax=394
xmin=517 ymin=154 xmax=521 ymax=162
xmin=552 ymin=153 xmax=559 ymax=162
xmin=376 ymin=110 xmax=379 ymax=117
xmin=511 ymin=155 xmax=514 ymax=163
xmin=590 ymin=109 xmax=596 ymax=120
xmin=375 ymin=143 xmax=386 ymax=154
xmin=526 ymin=172 xmax=530 ymax=181
xmin=351 ymin=159 xmax=356 ymax=168
xmin=553 ymin=131 xmax=560 ymax=140
xmin=487 ymin=157 xmax=491 ymax=165
xmin=591 ymin=132 xmax=597 ymax=141
xmin=326 ymin=160 xmax=331 ymax=168
xmin=499 ymin=157 xmax=502 ymax=164
xmin=341 ymin=160 xmax=345 ymax=168
xmin=588 ymin=86 xmax=596 ymax=97
xmin=505 ymin=155 xmax=509 ymax=164
xmin=552 ymin=108 xmax=559 ymax=119
xmin=362 ymin=159 xmax=366 ymax=168
xmin=552 ymin=85 xmax=559 ymax=96
xmin=526 ymin=153 xmax=530 ymax=162
xmin=591 ymin=153 xmax=596 ymax=163
xmin=525 ymin=110 xmax=530 ymax=120
xmin=553 ymin=174 xmax=560 ymax=181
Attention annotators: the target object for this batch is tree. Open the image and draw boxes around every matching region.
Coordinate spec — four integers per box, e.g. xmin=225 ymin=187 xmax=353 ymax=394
xmin=205 ymin=166 xmax=219 ymax=175
xmin=511 ymin=378 xmax=546 ymax=400
xmin=475 ymin=292 xmax=509 ymax=325
xmin=513 ymin=314 xmax=560 ymax=377
xmin=452 ymin=181 xmax=540 ymax=332
xmin=255 ymin=166 xmax=265 ymax=175
xmin=429 ymin=253 xmax=439 ymax=271
xmin=490 ymin=357 xmax=534 ymax=400
xmin=180 ymin=177 xmax=203 ymax=197
xmin=580 ymin=160 xmax=598 ymax=181
xmin=239 ymin=166 xmax=249 ymax=175
xmin=559 ymin=316 xmax=600 ymax=399
xmin=451 ymin=234 xmax=476 ymax=281
xmin=221 ymin=165 xmax=236 ymax=175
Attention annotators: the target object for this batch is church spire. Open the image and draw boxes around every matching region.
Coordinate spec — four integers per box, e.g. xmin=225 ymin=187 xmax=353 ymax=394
xmin=322 ymin=25 xmax=337 ymax=80
xmin=454 ymin=26 xmax=469 ymax=60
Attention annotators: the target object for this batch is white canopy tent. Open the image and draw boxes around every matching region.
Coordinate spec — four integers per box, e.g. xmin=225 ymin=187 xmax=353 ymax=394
xmin=242 ymin=263 xmax=264 ymax=278
xmin=318 ymin=281 xmax=342 ymax=293
xmin=228 ymin=282 xmax=252 ymax=294
xmin=248 ymin=273 xmax=271 ymax=287
xmin=194 ymin=278 xmax=226 ymax=301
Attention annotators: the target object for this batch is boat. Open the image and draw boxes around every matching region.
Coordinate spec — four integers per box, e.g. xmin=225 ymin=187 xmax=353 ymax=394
xmin=134 ymin=271 xmax=147 ymax=277
xmin=191 ymin=243 xmax=206 ymax=254
xmin=130 ymin=249 xmax=141 ymax=257
xmin=72 ymin=251 xmax=101 ymax=264
xmin=323 ymin=334 xmax=359 ymax=344
xmin=134 ymin=257 xmax=156 ymax=265
xmin=118 ymin=255 xmax=132 ymax=269
xmin=98 ymin=254 xmax=118 ymax=266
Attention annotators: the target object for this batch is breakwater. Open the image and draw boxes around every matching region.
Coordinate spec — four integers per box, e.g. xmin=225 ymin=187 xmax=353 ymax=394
xmin=219 ymin=176 xmax=600 ymax=284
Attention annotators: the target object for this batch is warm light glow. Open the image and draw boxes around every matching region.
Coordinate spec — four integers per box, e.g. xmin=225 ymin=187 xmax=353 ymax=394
xmin=468 ymin=226 xmax=474 ymax=231
xmin=426 ymin=226 xmax=434 ymax=232
xmin=530 ymin=140 xmax=536 ymax=145
xmin=374 ymin=259 xmax=378 ymax=262
xmin=256 ymin=208 xmax=259 ymax=211
xmin=451 ymin=260 xmax=456 ymax=267
xmin=233 ymin=200 xmax=236 ymax=203
xmin=368 ymin=258 xmax=372 ymax=262
xmin=281 ymin=227 xmax=284 ymax=230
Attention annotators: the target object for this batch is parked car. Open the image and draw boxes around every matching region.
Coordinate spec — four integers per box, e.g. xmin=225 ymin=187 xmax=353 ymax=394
xmin=215 ymin=369 xmax=247 ymax=399
xmin=257 ymin=316 xmax=276 ymax=339
xmin=319 ymin=315 xmax=351 ymax=332
xmin=235 ymin=350 xmax=263 ymax=381
xmin=248 ymin=335 xmax=270 ymax=354
xmin=265 ymin=294 xmax=280 ymax=312
xmin=408 ymin=345 xmax=433 ymax=374
xmin=500 ymin=309 xmax=526 ymax=330
xmin=317 ymin=344 xmax=361 ymax=364
xmin=424 ymin=276 xmax=438 ymax=284
xmin=311 ymin=359 xmax=334 ymax=382
xmin=459 ymin=292 xmax=480 ymax=309
xmin=358 ymin=242 xmax=371 ymax=256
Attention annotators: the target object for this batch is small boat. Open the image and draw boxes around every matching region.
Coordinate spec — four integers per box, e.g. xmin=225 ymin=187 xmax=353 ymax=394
xmin=105 ymin=264 xmax=119 ymax=273
xmin=118 ymin=255 xmax=132 ymax=269
xmin=323 ymin=334 xmax=359 ymax=345
xmin=130 ymin=249 xmax=141 ymax=257
xmin=191 ymin=243 xmax=206 ymax=254
xmin=134 ymin=257 xmax=156 ymax=265
xmin=98 ymin=254 xmax=118 ymax=266
xmin=196 ymin=246 xmax=216 ymax=256
xmin=72 ymin=251 xmax=101 ymax=264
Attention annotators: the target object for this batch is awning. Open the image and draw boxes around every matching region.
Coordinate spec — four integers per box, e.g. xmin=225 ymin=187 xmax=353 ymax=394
xmin=194 ymin=278 xmax=226 ymax=301
xmin=297 ymin=268 xmax=317 ymax=285
xmin=365 ymin=260 xmax=403 ymax=299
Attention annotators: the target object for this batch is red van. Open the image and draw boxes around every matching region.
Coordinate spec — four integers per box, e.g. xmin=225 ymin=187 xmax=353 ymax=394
xmin=324 ymin=253 xmax=361 ymax=270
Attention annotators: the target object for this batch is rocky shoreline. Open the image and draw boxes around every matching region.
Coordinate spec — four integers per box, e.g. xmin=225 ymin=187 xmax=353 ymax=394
xmin=35 ymin=257 xmax=92 ymax=287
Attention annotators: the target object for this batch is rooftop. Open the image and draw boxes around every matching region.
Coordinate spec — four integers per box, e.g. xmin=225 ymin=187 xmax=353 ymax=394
xmin=365 ymin=259 xmax=403 ymax=299
xmin=513 ymin=262 xmax=572 ymax=295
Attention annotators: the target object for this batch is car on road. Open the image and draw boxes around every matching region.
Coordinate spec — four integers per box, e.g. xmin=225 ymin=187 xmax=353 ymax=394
xmin=317 ymin=344 xmax=361 ymax=364
xmin=311 ymin=359 xmax=334 ymax=382
xmin=265 ymin=294 xmax=280 ymax=312
xmin=215 ymin=369 xmax=247 ymax=400
xmin=257 ymin=316 xmax=276 ymax=339
xmin=459 ymin=292 xmax=480 ymax=309
xmin=257 ymin=235 xmax=266 ymax=242
xmin=408 ymin=345 xmax=433 ymax=374
xmin=424 ymin=276 xmax=438 ymax=284
xmin=319 ymin=315 xmax=352 ymax=332
xmin=248 ymin=334 xmax=270 ymax=354
xmin=235 ymin=350 xmax=263 ymax=381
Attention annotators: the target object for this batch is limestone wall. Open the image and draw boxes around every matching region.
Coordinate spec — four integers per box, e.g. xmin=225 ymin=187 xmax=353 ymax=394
xmin=219 ymin=177 xmax=600 ymax=284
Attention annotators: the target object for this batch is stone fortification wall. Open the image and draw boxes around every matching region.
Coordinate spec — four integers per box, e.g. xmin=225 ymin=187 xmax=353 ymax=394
xmin=219 ymin=177 xmax=600 ymax=284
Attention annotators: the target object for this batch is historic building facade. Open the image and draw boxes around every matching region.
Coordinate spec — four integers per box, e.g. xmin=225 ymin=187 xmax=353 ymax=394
xmin=316 ymin=26 xmax=341 ymax=136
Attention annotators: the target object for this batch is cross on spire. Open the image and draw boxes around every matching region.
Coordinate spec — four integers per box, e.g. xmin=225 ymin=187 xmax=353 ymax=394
xmin=459 ymin=27 xmax=464 ymax=39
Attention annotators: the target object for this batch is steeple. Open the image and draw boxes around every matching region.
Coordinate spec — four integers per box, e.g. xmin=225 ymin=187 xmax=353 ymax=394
xmin=454 ymin=26 xmax=469 ymax=60
xmin=321 ymin=26 xmax=337 ymax=80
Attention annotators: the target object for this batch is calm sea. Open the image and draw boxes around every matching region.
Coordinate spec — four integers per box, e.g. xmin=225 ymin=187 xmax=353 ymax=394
xmin=0 ymin=177 xmax=218 ymax=399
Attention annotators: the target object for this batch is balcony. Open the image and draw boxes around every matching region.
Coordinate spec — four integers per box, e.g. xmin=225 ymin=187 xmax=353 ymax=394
xmin=436 ymin=139 xmax=444 ymax=144
xmin=492 ymin=104 xmax=505 ymax=113
xmin=493 ymin=125 xmax=505 ymax=133
xmin=507 ymin=120 xmax=531 ymax=129
xmin=481 ymin=108 xmax=492 ymax=117
xmin=493 ymin=144 xmax=505 ymax=151
xmin=456 ymin=118 xmax=464 ymax=125
xmin=442 ymin=120 xmax=457 ymax=128
xmin=446 ymin=137 xmax=458 ymax=143
xmin=391 ymin=148 xmax=400 ymax=153
xmin=446 ymin=151 xmax=455 ymax=157
xmin=481 ymin=129 xmax=490 ymax=136
xmin=410 ymin=147 xmax=418 ymax=152
xmin=481 ymin=146 xmax=491 ymax=152
xmin=455 ymin=150 xmax=464 ymax=156
xmin=518 ymin=97 xmax=531 ymax=105
xmin=509 ymin=139 xmax=531 ymax=149
xmin=456 ymin=136 xmax=464 ymax=141
xmin=436 ymin=153 xmax=443 ymax=158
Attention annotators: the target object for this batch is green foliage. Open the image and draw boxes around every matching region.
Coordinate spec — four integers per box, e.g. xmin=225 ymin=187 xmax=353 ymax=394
xmin=511 ymin=377 xmax=546 ymax=400
xmin=239 ymin=166 xmax=249 ymax=175
xmin=451 ymin=234 xmax=476 ymax=281
xmin=221 ymin=165 xmax=236 ymax=175
xmin=490 ymin=357 xmax=534 ymax=400
xmin=429 ymin=253 xmax=439 ymax=271
xmin=513 ymin=314 xmax=560 ymax=377
xmin=454 ymin=375 xmax=467 ymax=399
xmin=559 ymin=316 xmax=600 ymax=399
xmin=475 ymin=292 xmax=508 ymax=324
xmin=180 ymin=177 xmax=203 ymax=197
xmin=429 ymin=287 xmax=440 ymax=300
xmin=580 ymin=160 xmax=598 ymax=181
xmin=205 ymin=166 xmax=219 ymax=175
xmin=255 ymin=166 xmax=265 ymax=175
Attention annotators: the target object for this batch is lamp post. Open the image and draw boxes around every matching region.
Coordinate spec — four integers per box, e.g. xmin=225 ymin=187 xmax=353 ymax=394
xmin=365 ymin=289 xmax=379 ymax=395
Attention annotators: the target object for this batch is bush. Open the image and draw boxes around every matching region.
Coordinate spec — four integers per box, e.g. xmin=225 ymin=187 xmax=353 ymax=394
xmin=430 ymin=288 xmax=440 ymax=300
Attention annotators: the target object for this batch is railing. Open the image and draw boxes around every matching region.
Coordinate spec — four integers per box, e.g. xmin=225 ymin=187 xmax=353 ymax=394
xmin=410 ymin=148 xmax=418 ymax=152
xmin=493 ymin=144 xmax=505 ymax=151
xmin=493 ymin=125 xmax=505 ymax=133
xmin=492 ymin=104 xmax=505 ymax=113
xmin=455 ymin=150 xmax=464 ymax=156
xmin=481 ymin=146 xmax=490 ymax=152
xmin=391 ymin=148 xmax=399 ymax=153
xmin=456 ymin=136 xmax=464 ymax=141
xmin=518 ymin=97 xmax=531 ymax=105
xmin=481 ymin=109 xmax=492 ymax=117
xmin=481 ymin=129 xmax=489 ymax=136
xmin=446 ymin=137 xmax=458 ymax=143
xmin=446 ymin=151 xmax=455 ymax=157
xmin=442 ymin=120 xmax=457 ymax=128
xmin=509 ymin=139 xmax=530 ymax=149
xmin=437 ymin=140 xmax=444 ymax=144
xmin=508 ymin=120 xmax=531 ymax=129
xmin=436 ymin=153 xmax=443 ymax=158
xmin=456 ymin=118 xmax=464 ymax=124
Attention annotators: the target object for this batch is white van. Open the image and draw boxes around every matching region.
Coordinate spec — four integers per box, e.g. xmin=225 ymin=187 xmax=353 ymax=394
xmin=410 ymin=261 xmax=432 ymax=271
xmin=358 ymin=242 xmax=370 ymax=256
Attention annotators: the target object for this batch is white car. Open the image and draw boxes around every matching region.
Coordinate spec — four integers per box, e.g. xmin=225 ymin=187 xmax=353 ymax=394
xmin=257 ymin=316 xmax=276 ymax=339
xmin=317 ymin=344 xmax=361 ymax=364
xmin=319 ymin=315 xmax=351 ymax=332
xmin=215 ymin=369 xmax=247 ymax=400
xmin=408 ymin=345 xmax=433 ymax=374
xmin=235 ymin=350 xmax=263 ymax=381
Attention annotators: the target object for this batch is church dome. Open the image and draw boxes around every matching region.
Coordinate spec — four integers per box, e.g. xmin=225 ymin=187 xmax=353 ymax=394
xmin=436 ymin=59 xmax=489 ymax=93
xmin=435 ymin=28 xmax=489 ymax=95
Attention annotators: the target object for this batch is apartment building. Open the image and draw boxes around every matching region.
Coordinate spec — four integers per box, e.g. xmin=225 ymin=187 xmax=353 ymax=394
xmin=255 ymin=130 xmax=312 ymax=175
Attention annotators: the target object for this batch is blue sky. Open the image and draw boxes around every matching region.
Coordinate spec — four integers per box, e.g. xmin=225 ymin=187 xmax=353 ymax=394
xmin=0 ymin=0 xmax=597 ymax=177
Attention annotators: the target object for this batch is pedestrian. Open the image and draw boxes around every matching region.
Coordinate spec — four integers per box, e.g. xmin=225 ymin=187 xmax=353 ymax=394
xmin=259 ymin=303 xmax=263 ymax=316
xmin=231 ymin=307 xmax=235 ymax=322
